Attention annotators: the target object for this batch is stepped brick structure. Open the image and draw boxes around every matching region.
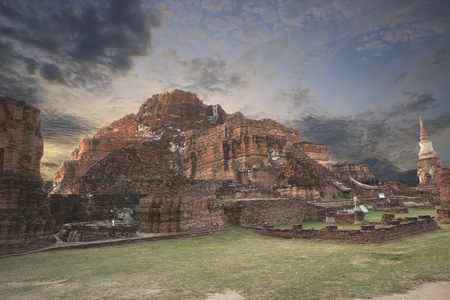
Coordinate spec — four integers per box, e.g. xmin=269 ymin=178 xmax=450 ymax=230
xmin=50 ymin=90 xmax=335 ymax=221
xmin=53 ymin=90 xmax=226 ymax=194
xmin=51 ymin=90 xmax=339 ymax=233
xmin=417 ymin=117 xmax=443 ymax=192
xmin=53 ymin=90 xmax=330 ymax=194
xmin=0 ymin=97 xmax=55 ymax=255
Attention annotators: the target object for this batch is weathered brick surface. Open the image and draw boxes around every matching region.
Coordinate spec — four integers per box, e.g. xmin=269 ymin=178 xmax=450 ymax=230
xmin=437 ymin=167 xmax=450 ymax=222
xmin=334 ymin=213 xmax=354 ymax=224
xmin=436 ymin=209 xmax=450 ymax=223
xmin=417 ymin=157 xmax=444 ymax=192
xmin=438 ymin=167 xmax=450 ymax=209
xmin=330 ymin=163 xmax=376 ymax=182
xmin=135 ymin=176 xmax=226 ymax=233
xmin=274 ymin=152 xmax=334 ymax=200
xmin=61 ymin=139 xmax=179 ymax=194
xmin=304 ymin=201 xmax=355 ymax=222
xmin=50 ymin=194 xmax=145 ymax=228
xmin=223 ymin=197 xmax=307 ymax=227
xmin=58 ymin=221 xmax=138 ymax=242
xmin=182 ymin=112 xmax=315 ymax=186
xmin=381 ymin=213 xmax=395 ymax=225
xmin=252 ymin=217 xmax=439 ymax=243
xmin=0 ymin=98 xmax=55 ymax=255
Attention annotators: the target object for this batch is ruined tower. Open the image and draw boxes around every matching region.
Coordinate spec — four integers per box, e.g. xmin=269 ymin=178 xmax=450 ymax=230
xmin=0 ymin=97 xmax=55 ymax=255
xmin=436 ymin=167 xmax=450 ymax=223
xmin=416 ymin=116 xmax=443 ymax=192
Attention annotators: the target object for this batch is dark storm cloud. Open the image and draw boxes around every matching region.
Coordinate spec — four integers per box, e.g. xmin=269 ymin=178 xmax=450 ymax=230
xmin=0 ymin=41 xmax=40 ymax=103
xmin=179 ymin=57 xmax=248 ymax=94
xmin=391 ymin=90 xmax=439 ymax=115
xmin=25 ymin=58 xmax=39 ymax=75
xmin=60 ymin=0 xmax=161 ymax=73
xmin=0 ymin=0 xmax=161 ymax=101
xmin=294 ymin=114 xmax=401 ymax=176
xmin=40 ymin=63 xmax=68 ymax=85
xmin=0 ymin=0 xmax=160 ymax=73
xmin=295 ymin=114 xmax=391 ymax=162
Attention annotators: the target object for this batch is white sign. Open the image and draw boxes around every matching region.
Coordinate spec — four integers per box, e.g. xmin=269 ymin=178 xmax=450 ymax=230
xmin=359 ymin=205 xmax=368 ymax=213
xmin=378 ymin=193 xmax=385 ymax=199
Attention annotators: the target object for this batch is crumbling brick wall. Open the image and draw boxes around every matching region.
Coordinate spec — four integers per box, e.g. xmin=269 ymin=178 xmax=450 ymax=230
xmin=135 ymin=176 xmax=226 ymax=233
xmin=334 ymin=213 xmax=355 ymax=224
xmin=58 ymin=221 xmax=137 ymax=242
xmin=437 ymin=167 xmax=450 ymax=223
xmin=183 ymin=112 xmax=307 ymax=185
xmin=50 ymin=194 xmax=145 ymax=229
xmin=223 ymin=198 xmax=307 ymax=227
xmin=252 ymin=216 xmax=439 ymax=243
xmin=0 ymin=98 xmax=55 ymax=255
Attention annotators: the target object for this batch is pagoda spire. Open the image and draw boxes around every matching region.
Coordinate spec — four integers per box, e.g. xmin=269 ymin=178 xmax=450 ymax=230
xmin=417 ymin=116 xmax=443 ymax=191
xmin=419 ymin=116 xmax=429 ymax=141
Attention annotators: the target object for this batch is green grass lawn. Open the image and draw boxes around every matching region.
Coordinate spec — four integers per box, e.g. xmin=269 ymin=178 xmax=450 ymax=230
xmin=0 ymin=223 xmax=449 ymax=300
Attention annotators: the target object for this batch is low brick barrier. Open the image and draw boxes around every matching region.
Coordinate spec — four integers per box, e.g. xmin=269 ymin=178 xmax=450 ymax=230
xmin=58 ymin=221 xmax=138 ymax=242
xmin=436 ymin=209 xmax=450 ymax=223
xmin=251 ymin=216 xmax=440 ymax=244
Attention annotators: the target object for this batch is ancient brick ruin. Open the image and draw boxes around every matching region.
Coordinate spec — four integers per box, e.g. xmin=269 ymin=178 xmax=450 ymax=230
xmin=436 ymin=167 xmax=450 ymax=223
xmin=0 ymin=97 xmax=55 ymax=255
xmin=47 ymin=90 xmax=440 ymax=237
xmin=1 ymin=91 xmax=445 ymax=254
xmin=50 ymin=90 xmax=342 ymax=233
xmin=416 ymin=117 xmax=443 ymax=202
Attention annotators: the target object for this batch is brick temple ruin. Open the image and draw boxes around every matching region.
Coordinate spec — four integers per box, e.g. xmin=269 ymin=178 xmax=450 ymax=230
xmin=437 ymin=167 xmax=450 ymax=223
xmin=0 ymin=97 xmax=55 ymax=254
xmin=0 ymin=91 xmax=446 ymax=254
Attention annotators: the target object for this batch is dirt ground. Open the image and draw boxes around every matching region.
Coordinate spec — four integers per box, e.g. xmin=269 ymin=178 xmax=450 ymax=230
xmin=356 ymin=281 xmax=450 ymax=300
xmin=205 ymin=290 xmax=244 ymax=300
xmin=205 ymin=282 xmax=450 ymax=300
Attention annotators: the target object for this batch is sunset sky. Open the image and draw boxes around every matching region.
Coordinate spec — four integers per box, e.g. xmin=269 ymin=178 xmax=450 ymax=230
xmin=1 ymin=0 xmax=449 ymax=180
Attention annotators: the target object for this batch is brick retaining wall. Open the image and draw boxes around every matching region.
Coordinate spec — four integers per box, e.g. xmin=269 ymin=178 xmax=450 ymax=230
xmin=437 ymin=167 xmax=450 ymax=223
xmin=58 ymin=221 xmax=138 ymax=242
xmin=251 ymin=216 xmax=439 ymax=244
xmin=50 ymin=194 xmax=146 ymax=228
xmin=223 ymin=198 xmax=307 ymax=227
